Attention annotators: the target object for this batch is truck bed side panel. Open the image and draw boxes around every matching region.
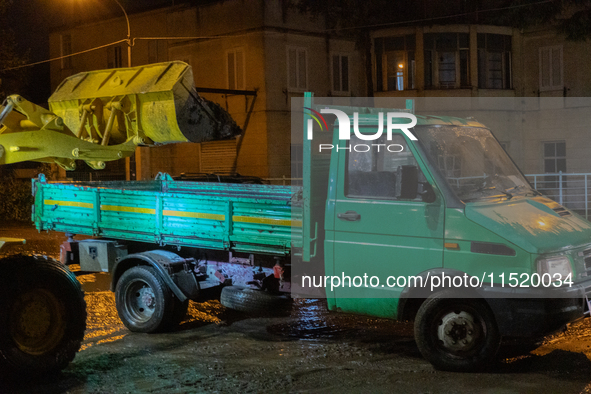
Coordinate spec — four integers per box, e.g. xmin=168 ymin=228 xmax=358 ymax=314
xmin=33 ymin=179 xmax=303 ymax=256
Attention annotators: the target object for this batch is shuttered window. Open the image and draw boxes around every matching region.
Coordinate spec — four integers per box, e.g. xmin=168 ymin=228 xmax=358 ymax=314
xmin=200 ymin=140 xmax=237 ymax=173
xmin=539 ymin=46 xmax=562 ymax=91
xmin=227 ymin=48 xmax=245 ymax=90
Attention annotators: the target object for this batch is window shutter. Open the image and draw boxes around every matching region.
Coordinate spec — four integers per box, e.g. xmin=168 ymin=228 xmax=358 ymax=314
xmin=200 ymin=140 xmax=238 ymax=173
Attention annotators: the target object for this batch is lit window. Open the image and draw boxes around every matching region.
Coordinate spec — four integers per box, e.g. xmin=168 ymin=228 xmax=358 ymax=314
xmin=424 ymin=33 xmax=469 ymax=89
xmin=227 ymin=48 xmax=245 ymax=90
xmin=375 ymin=35 xmax=415 ymax=92
xmin=287 ymin=47 xmax=307 ymax=90
xmin=539 ymin=46 xmax=563 ymax=91
xmin=332 ymin=54 xmax=350 ymax=93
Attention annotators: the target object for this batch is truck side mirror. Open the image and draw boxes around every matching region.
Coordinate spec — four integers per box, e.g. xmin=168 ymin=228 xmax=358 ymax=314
xmin=397 ymin=165 xmax=419 ymax=200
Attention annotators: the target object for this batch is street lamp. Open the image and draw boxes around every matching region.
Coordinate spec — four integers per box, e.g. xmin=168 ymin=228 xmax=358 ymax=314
xmin=110 ymin=0 xmax=132 ymax=67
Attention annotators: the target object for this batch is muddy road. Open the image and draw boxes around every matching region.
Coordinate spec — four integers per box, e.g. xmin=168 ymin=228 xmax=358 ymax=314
xmin=1 ymin=223 xmax=591 ymax=393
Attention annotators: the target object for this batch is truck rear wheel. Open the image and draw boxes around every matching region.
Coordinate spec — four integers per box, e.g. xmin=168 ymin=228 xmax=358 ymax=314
xmin=115 ymin=266 xmax=181 ymax=333
xmin=0 ymin=255 xmax=86 ymax=376
xmin=220 ymin=286 xmax=291 ymax=315
xmin=414 ymin=291 xmax=500 ymax=372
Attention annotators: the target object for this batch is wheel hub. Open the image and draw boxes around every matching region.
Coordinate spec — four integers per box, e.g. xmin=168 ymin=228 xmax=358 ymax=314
xmin=9 ymin=289 xmax=66 ymax=355
xmin=437 ymin=311 xmax=479 ymax=351
xmin=126 ymin=281 xmax=156 ymax=322
xmin=141 ymin=291 xmax=155 ymax=308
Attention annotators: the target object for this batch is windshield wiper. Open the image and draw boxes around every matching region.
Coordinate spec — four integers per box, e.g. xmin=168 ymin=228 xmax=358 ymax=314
xmin=504 ymin=185 xmax=541 ymax=197
xmin=462 ymin=186 xmax=512 ymax=202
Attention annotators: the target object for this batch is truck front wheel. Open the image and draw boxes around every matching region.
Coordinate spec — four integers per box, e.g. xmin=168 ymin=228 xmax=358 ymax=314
xmin=414 ymin=291 xmax=500 ymax=372
xmin=0 ymin=255 xmax=86 ymax=376
xmin=115 ymin=266 xmax=183 ymax=333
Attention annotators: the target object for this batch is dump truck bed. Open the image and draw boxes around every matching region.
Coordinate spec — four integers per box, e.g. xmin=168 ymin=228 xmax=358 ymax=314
xmin=33 ymin=175 xmax=302 ymax=256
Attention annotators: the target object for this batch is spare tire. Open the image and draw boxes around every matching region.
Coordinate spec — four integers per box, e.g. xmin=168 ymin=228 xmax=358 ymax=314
xmin=220 ymin=286 xmax=291 ymax=316
xmin=0 ymin=255 xmax=86 ymax=375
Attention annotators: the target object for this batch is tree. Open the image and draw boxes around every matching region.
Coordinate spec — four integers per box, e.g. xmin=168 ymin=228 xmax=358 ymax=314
xmin=494 ymin=0 xmax=591 ymax=41
xmin=0 ymin=0 xmax=29 ymax=101
xmin=0 ymin=0 xmax=30 ymax=222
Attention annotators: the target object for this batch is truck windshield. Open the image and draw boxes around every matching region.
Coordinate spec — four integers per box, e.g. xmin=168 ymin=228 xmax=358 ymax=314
xmin=414 ymin=126 xmax=534 ymax=202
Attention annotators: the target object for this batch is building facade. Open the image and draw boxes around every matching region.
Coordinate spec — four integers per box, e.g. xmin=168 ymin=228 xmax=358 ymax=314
xmin=369 ymin=22 xmax=591 ymax=180
xmin=49 ymin=1 xmax=360 ymax=181
xmin=49 ymin=1 xmax=591 ymax=189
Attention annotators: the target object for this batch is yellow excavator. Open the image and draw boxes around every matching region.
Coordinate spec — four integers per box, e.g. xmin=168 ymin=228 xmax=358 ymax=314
xmin=0 ymin=61 xmax=241 ymax=375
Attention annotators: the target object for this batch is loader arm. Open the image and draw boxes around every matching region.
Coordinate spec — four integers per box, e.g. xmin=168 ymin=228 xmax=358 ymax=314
xmin=0 ymin=61 xmax=241 ymax=171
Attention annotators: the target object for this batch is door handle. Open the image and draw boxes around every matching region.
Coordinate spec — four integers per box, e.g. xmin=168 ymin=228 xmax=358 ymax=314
xmin=337 ymin=210 xmax=361 ymax=221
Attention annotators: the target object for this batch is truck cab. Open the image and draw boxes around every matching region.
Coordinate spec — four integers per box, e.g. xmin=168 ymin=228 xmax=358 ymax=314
xmin=301 ymin=94 xmax=591 ymax=371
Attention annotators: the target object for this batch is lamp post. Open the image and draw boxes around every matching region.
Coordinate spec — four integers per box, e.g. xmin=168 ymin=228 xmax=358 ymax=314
xmin=108 ymin=0 xmax=136 ymax=180
xmin=111 ymin=0 xmax=131 ymax=67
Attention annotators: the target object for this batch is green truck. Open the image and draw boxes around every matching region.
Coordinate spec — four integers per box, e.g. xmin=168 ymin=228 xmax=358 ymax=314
xmin=30 ymin=92 xmax=591 ymax=372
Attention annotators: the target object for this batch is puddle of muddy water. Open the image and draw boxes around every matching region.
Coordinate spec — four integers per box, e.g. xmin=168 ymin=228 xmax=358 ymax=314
xmin=267 ymin=298 xmax=415 ymax=344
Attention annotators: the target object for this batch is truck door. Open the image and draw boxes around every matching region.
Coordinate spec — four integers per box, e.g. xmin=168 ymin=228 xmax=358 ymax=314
xmin=327 ymin=133 xmax=444 ymax=318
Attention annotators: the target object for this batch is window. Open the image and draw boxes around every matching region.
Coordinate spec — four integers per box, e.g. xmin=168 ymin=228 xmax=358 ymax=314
xmin=227 ymin=48 xmax=245 ymax=90
xmin=287 ymin=47 xmax=307 ymax=90
xmin=107 ymin=45 xmax=122 ymax=68
xmin=544 ymin=141 xmax=566 ymax=174
xmin=291 ymin=144 xmax=303 ymax=185
xmin=424 ymin=33 xmax=469 ymax=89
xmin=539 ymin=46 xmax=563 ymax=91
xmin=346 ymin=134 xmax=424 ymax=200
xmin=375 ymin=35 xmax=416 ymax=92
xmin=200 ymin=140 xmax=237 ymax=173
xmin=477 ymin=34 xmax=512 ymax=89
xmin=148 ymin=41 xmax=159 ymax=64
xmin=331 ymin=54 xmax=350 ymax=93
xmin=543 ymin=141 xmax=566 ymax=191
xmin=61 ymin=34 xmax=72 ymax=69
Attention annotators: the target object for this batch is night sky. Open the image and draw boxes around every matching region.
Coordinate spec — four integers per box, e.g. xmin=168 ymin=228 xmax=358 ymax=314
xmin=3 ymin=0 xmax=181 ymax=103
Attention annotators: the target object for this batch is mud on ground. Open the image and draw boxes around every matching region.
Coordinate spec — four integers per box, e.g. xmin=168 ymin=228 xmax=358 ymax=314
xmin=1 ymin=223 xmax=591 ymax=393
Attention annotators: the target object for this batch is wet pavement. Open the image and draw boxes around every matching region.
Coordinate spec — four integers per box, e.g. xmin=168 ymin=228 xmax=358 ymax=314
xmin=1 ymin=222 xmax=591 ymax=393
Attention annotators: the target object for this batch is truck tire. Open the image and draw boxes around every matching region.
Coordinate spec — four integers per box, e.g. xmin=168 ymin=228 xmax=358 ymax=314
xmin=414 ymin=291 xmax=500 ymax=372
xmin=115 ymin=265 xmax=180 ymax=333
xmin=220 ymin=286 xmax=291 ymax=315
xmin=0 ymin=255 xmax=86 ymax=376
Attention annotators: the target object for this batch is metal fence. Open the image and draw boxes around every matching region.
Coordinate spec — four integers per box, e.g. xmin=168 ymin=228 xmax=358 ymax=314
xmin=525 ymin=172 xmax=591 ymax=220
xmin=266 ymin=172 xmax=591 ymax=220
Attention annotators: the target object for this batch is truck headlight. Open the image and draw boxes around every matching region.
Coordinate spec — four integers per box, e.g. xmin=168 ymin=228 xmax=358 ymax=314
xmin=537 ymin=256 xmax=572 ymax=280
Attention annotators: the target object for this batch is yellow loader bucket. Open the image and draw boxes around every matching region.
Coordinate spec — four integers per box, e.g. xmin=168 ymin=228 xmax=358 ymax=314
xmin=48 ymin=61 xmax=241 ymax=146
